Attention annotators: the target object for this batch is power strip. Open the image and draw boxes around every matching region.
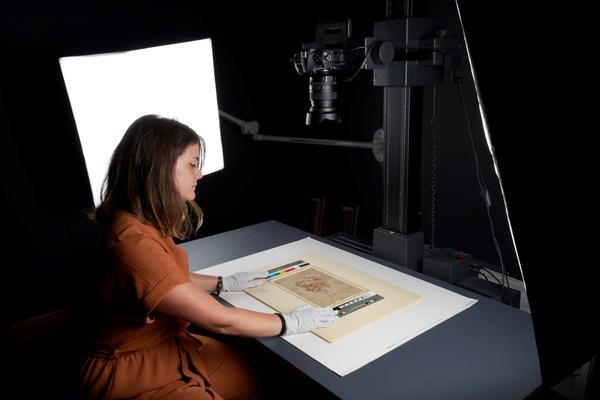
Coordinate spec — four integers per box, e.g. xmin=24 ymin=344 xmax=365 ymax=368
xmin=456 ymin=275 xmax=521 ymax=308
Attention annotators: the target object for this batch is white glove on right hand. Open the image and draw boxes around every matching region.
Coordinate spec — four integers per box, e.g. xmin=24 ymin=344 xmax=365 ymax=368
xmin=282 ymin=305 xmax=339 ymax=335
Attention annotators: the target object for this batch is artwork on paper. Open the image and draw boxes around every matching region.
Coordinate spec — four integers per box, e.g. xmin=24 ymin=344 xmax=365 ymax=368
xmin=245 ymin=252 xmax=423 ymax=343
xmin=272 ymin=266 xmax=366 ymax=308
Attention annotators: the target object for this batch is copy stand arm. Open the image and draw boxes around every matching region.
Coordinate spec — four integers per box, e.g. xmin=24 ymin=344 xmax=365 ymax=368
xmin=218 ymin=110 xmax=384 ymax=161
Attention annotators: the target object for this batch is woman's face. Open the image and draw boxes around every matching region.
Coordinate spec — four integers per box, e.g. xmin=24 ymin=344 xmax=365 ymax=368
xmin=174 ymin=143 xmax=203 ymax=201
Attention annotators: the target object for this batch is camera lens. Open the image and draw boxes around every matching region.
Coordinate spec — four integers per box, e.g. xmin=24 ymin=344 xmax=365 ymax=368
xmin=306 ymin=72 xmax=341 ymax=125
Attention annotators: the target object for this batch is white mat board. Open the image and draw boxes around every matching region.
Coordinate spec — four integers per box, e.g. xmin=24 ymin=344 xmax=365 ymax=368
xmin=195 ymin=237 xmax=477 ymax=376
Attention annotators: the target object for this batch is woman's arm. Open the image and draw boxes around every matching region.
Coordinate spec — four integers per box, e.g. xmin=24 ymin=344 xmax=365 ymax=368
xmin=155 ymin=282 xmax=283 ymax=337
xmin=189 ymin=271 xmax=268 ymax=292
xmin=188 ymin=272 xmax=219 ymax=293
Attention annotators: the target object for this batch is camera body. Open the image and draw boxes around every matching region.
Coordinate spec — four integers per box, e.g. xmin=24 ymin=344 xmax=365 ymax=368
xmin=293 ymin=20 xmax=359 ymax=125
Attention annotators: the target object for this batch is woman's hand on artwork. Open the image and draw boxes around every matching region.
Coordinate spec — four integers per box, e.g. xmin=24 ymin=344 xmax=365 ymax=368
xmin=222 ymin=271 xmax=269 ymax=292
xmin=281 ymin=305 xmax=339 ymax=335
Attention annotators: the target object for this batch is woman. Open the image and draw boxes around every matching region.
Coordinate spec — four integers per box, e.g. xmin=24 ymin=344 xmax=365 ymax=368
xmin=79 ymin=114 xmax=338 ymax=399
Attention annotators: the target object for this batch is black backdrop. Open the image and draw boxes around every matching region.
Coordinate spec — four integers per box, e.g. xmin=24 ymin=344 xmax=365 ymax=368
xmin=456 ymin=0 xmax=597 ymax=390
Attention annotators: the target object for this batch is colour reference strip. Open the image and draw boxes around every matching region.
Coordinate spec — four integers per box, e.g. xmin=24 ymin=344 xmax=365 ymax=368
xmin=266 ymin=260 xmax=308 ymax=279
xmin=333 ymin=292 xmax=385 ymax=317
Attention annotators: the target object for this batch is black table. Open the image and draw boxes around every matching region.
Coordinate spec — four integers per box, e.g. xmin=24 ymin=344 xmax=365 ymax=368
xmin=180 ymin=220 xmax=541 ymax=400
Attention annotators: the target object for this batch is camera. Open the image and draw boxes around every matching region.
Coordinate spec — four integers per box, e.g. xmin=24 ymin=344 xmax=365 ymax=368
xmin=294 ymin=48 xmax=345 ymax=125
xmin=293 ymin=20 xmax=358 ymax=126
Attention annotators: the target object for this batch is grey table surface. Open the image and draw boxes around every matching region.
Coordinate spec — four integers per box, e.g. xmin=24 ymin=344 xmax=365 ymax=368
xmin=180 ymin=220 xmax=542 ymax=400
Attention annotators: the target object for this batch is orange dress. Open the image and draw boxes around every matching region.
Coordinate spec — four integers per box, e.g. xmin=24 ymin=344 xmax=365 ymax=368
xmin=79 ymin=212 xmax=258 ymax=399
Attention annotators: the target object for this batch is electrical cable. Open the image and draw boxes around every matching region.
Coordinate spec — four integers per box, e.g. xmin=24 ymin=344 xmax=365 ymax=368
xmin=455 ymin=76 xmax=513 ymax=307
xmin=470 ymin=265 xmax=490 ymax=282
xmin=470 ymin=264 xmax=516 ymax=305
xmin=480 ymin=267 xmax=504 ymax=288
xmin=428 ymin=84 xmax=439 ymax=248
xmin=345 ymin=42 xmax=377 ymax=83
xmin=346 ymin=40 xmax=444 ymax=84
xmin=348 ymin=46 xmax=367 ymax=53
xmin=478 ymin=270 xmax=490 ymax=283
xmin=477 ymin=266 xmax=502 ymax=287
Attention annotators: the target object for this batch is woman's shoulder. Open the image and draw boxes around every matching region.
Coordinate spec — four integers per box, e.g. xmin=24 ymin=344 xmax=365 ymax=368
xmin=107 ymin=211 xmax=172 ymax=250
xmin=103 ymin=212 xmax=180 ymax=265
xmin=111 ymin=211 xmax=154 ymax=235
xmin=104 ymin=212 xmax=156 ymax=245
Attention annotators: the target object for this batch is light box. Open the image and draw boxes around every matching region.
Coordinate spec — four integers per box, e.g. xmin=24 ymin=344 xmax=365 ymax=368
xmin=59 ymin=38 xmax=224 ymax=206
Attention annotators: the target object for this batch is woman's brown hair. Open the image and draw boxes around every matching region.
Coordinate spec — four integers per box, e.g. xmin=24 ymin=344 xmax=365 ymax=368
xmin=94 ymin=114 xmax=205 ymax=239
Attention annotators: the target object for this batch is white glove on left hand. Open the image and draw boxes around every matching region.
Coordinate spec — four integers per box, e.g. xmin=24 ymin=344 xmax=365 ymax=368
xmin=222 ymin=271 xmax=269 ymax=291
xmin=281 ymin=305 xmax=339 ymax=335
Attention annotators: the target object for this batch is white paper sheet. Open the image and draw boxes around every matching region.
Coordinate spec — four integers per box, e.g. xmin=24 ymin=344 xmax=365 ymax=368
xmin=195 ymin=237 xmax=477 ymax=377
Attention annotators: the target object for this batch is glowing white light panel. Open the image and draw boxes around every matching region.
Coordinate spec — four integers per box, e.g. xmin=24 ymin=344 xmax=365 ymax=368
xmin=59 ymin=39 xmax=224 ymax=206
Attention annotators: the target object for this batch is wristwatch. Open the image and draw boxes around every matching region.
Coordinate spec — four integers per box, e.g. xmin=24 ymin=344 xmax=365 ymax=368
xmin=214 ymin=276 xmax=223 ymax=296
